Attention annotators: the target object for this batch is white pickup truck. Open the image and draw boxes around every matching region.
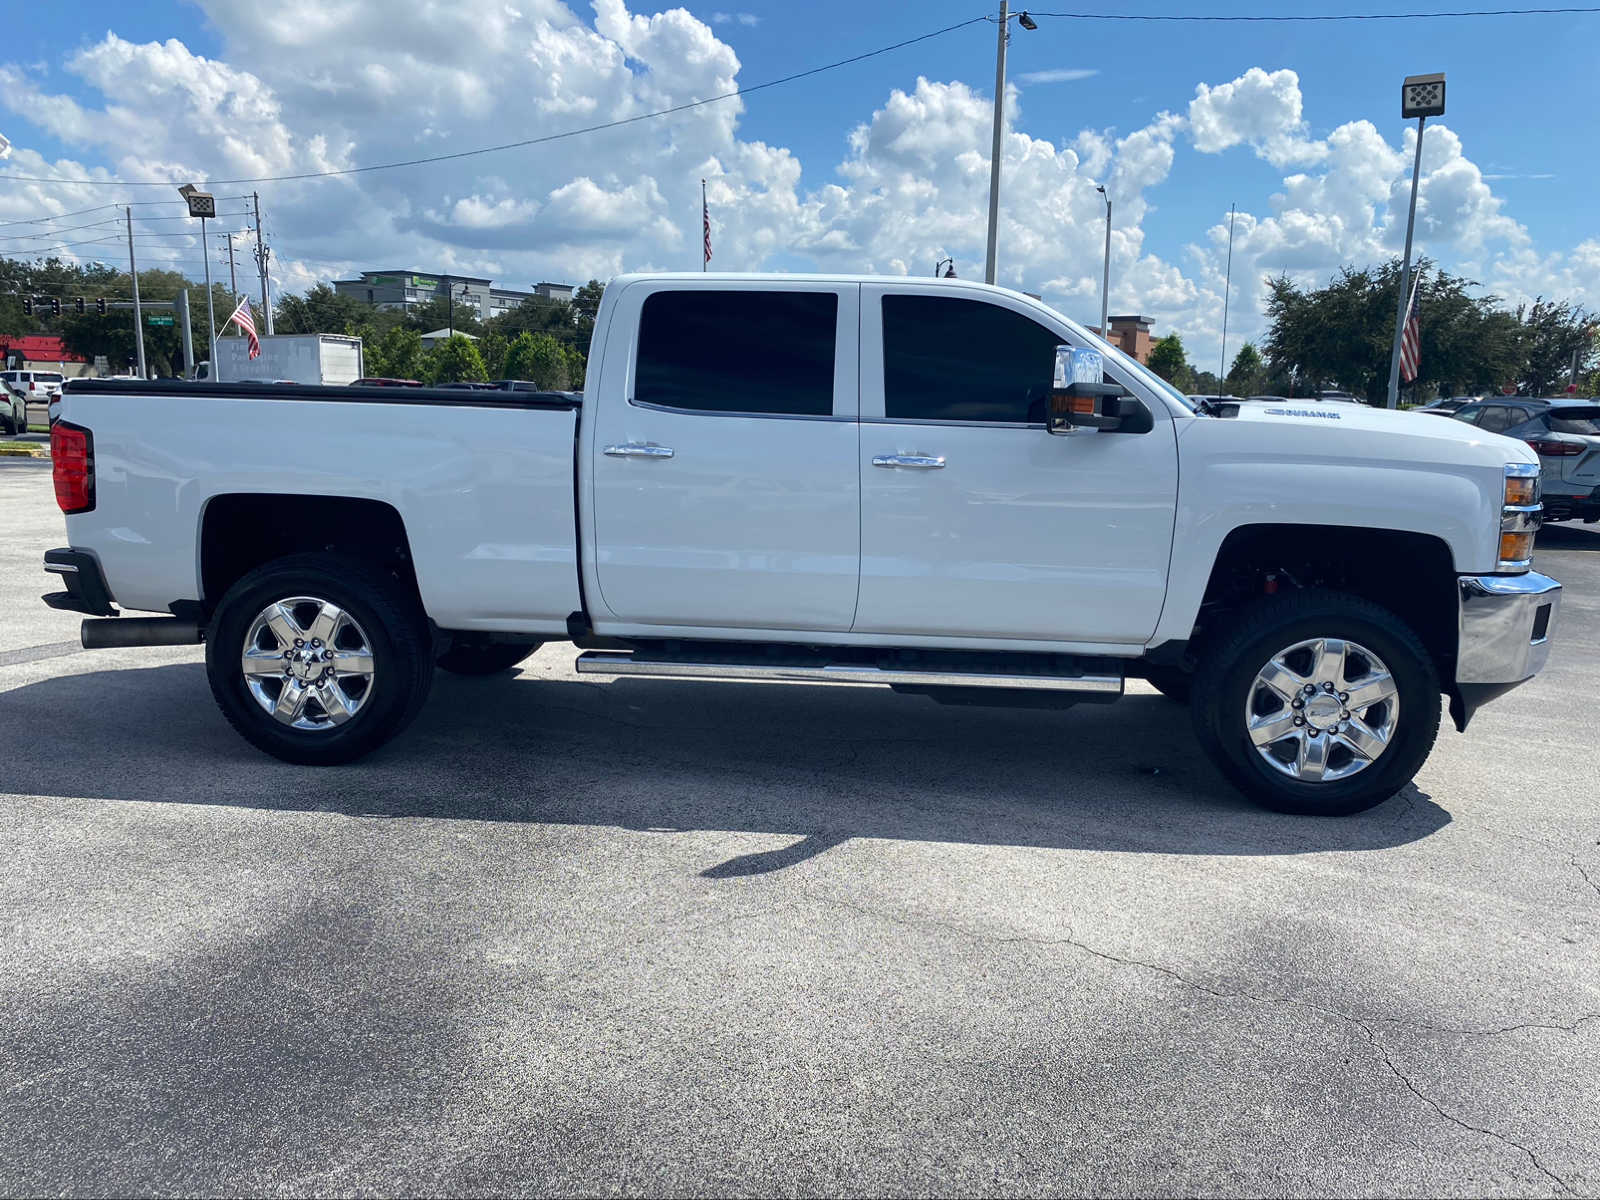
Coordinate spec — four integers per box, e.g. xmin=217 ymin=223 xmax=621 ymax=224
xmin=42 ymin=274 xmax=1561 ymax=816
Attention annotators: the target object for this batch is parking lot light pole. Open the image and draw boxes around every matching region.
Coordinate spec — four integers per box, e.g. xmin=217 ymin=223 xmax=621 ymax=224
xmin=180 ymin=184 xmax=219 ymax=381
xmin=1096 ymin=184 xmax=1111 ymax=340
xmin=1387 ymin=73 xmax=1445 ymax=409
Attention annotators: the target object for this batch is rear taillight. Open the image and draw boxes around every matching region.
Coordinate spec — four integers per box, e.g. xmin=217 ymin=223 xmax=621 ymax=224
xmin=28 ymin=381 xmax=36 ymax=392
xmin=1525 ymin=438 xmax=1583 ymax=457
xmin=51 ymin=421 xmax=94 ymax=514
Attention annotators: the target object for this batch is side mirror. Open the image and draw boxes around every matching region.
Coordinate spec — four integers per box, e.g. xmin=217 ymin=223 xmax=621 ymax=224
xmin=1047 ymin=345 xmax=1152 ymax=434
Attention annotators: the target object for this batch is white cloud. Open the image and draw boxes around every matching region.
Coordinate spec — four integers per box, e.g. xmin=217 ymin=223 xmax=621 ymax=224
xmin=1016 ymin=68 xmax=1099 ymax=85
xmin=710 ymin=11 xmax=759 ymax=26
xmin=0 ymin=5 xmax=1593 ymax=375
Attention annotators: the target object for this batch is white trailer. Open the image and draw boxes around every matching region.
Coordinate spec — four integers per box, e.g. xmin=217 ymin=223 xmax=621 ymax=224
xmin=194 ymin=335 xmax=364 ymax=386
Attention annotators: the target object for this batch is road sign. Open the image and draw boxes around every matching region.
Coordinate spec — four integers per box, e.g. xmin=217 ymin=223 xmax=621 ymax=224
xmin=147 ymin=314 xmax=174 ymax=327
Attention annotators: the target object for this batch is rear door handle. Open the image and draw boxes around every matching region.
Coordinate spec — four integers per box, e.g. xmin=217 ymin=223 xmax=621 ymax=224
xmin=604 ymin=443 xmax=675 ymax=459
xmin=872 ymin=454 xmax=945 ymax=470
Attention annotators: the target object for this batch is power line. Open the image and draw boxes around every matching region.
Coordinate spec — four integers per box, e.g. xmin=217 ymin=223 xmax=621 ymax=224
xmin=0 ymin=16 xmax=989 ymax=188
xmin=1025 ymin=5 xmax=1600 ymax=19
xmin=0 ymin=197 xmax=252 ymax=229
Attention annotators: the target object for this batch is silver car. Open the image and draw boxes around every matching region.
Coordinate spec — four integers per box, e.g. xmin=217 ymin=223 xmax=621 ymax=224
xmin=0 ymin=377 xmax=27 ymax=435
xmin=1452 ymin=398 xmax=1600 ymax=522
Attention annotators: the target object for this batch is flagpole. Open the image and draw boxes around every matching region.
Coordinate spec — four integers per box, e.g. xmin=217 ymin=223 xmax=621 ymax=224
xmin=701 ymin=179 xmax=708 ymax=272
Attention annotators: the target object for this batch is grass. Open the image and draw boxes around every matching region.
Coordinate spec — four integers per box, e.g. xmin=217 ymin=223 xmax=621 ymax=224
xmin=0 ymin=441 xmax=40 ymax=454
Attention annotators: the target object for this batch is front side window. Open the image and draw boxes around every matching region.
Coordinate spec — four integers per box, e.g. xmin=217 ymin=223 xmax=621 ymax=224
xmin=882 ymin=295 xmax=1061 ymax=423
xmin=635 ymin=290 xmax=838 ymax=417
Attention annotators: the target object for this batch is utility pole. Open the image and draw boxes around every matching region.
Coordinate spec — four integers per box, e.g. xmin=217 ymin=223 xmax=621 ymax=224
xmin=1219 ymin=202 xmax=1236 ymax=387
xmin=252 ymin=192 xmax=274 ymax=335
xmin=1096 ymin=185 xmax=1111 ymax=339
xmin=177 ymin=289 xmax=195 ymax=378
xmin=125 ymin=207 xmax=147 ymax=380
xmin=984 ymin=1 xmax=1009 ymax=285
xmin=221 ymin=232 xmax=238 ymax=298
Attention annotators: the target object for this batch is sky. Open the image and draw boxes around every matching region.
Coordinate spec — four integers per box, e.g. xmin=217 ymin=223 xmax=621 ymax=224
xmin=2 ymin=0 xmax=1597 ymax=371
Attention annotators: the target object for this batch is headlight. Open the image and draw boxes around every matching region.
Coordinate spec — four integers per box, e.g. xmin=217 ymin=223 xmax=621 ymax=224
xmin=1499 ymin=463 xmax=1542 ymax=572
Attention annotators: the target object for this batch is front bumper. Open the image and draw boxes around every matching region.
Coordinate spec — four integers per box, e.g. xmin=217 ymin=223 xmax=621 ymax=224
xmin=1449 ymin=571 xmax=1561 ymax=730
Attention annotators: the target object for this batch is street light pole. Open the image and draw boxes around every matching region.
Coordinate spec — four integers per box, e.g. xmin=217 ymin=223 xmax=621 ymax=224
xmin=1096 ymin=185 xmax=1111 ymax=339
xmin=1387 ymin=72 xmax=1445 ymax=409
xmin=984 ymin=0 xmax=1009 ymax=285
xmin=1219 ymin=202 xmax=1236 ymax=386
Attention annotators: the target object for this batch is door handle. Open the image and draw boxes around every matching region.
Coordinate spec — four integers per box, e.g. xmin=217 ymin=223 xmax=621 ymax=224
xmin=872 ymin=454 xmax=945 ymax=470
xmin=604 ymin=443 xmax=675 ymax=459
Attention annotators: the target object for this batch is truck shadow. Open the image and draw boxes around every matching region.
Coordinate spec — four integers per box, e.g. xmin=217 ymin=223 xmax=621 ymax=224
xmin=1 ymin=660 xmax=1450 ymax=869
xmin=1537 ymin=524 xmax=1600 ymax=552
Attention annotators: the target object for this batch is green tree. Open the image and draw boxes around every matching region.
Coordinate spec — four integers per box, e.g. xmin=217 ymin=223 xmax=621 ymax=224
xmin=1146 ymin=334 xmax=1192 ymax=390
xmin=570 ymin=279 xmax=605 ymax=324
xmin=273 ymin=283 xmax=368 ymax=336
xmin=501 ymin=331 xmax=573 ymax=388
xmin=1515 ymin=299 xmax=1596 ymax=395
xmin=423 ymin=334 xmax=487 ymax=384
xmin=1224 ymin=343 xmax=1264 ymax=395
xmin=1263 ymin=259 xmax=1526 ymax=404
xmin=479 ymin=330 xmax=508 ymax=380
xmin=360 ymin=325 xmax=425 ymax=381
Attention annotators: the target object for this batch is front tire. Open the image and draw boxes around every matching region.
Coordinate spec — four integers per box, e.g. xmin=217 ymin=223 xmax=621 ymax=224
xmin=206 ymin=553 xmax=434 ymax=765
xmin=1191 ymin=589 xmax=1440 ymax=816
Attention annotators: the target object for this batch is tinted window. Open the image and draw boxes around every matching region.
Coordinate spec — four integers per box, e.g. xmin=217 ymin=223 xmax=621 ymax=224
xmin=1452 ymin=406 xmax=1485 ymax=425
xmin=635 ymin=290 xmax=837 ymax=417
xmin=1476 ymin=405 xmax=1523 ymax=433
xmin=1547 ymin=411 xmax=1600 ymax=436
xmin=882 ymin=295 xmax=1061 ymax=423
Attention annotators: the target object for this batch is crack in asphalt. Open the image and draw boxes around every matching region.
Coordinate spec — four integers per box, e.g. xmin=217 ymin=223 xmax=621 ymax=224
xmin=1573 ymin=856 xmax=1600 ymax=903
xmin=795 ymin=889 xmax=1588 ymax=1195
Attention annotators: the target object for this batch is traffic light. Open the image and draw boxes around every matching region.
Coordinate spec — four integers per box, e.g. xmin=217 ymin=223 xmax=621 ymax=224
xmin=49 ymin=298 xmax=61 ymax=316
xmin=21 ymin=298 xmax=31 ymax=315
xmin=74 ymin=297 xmax=86 ymax=315
xmin=96 ymin=298 xmax=107 ymax=315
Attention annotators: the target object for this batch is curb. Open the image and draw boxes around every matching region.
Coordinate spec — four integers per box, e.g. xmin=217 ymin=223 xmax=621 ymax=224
xmin=0 ymin=447 xmax=44 ymax=458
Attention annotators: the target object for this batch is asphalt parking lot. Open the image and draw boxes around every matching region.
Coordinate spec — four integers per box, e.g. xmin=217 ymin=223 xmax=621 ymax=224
xmin=2 ymin=454 xmax=1598 ymax=1197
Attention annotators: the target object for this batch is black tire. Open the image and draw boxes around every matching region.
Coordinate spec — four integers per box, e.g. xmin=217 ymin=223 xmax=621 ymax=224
xmin=1141 ymin=665 xmax=1193 ymax=703
xmin=1190 ymin=589 xmax=1440 ymax=816
xmin=205 ymin=552 xmax=434 ymax=765
xmin=436 ymin=637 xmax=541 ymax=676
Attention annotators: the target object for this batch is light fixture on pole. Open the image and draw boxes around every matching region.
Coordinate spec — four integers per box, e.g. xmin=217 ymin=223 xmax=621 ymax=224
xmin=1386 ymin=72 xmax=1444 ymax=409
xmin=935 ymin=257 xmax=956 ymax=279
xmin=983 ymin=5 xmax=1038 ymax=285
xmin=1096 ymin=184 xmax=1112 ymax=340
xmin=179 ymin=184 xmax=219 ymax=382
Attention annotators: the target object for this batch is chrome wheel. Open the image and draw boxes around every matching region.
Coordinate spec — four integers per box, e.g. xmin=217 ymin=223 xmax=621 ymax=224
xmin=241 ymin=596 xmax=376 ymax=731
xmin=1244 ymin=637 xmax=1399 ymax=783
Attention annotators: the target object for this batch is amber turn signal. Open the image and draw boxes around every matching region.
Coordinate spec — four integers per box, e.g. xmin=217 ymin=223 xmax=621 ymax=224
xmin=1504 ymin=475 xmax=1538 ymax=506
xmin=1499 ymin=531 xmax=1534 ymax=564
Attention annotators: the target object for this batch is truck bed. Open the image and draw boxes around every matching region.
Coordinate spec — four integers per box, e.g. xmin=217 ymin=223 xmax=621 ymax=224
xmin=57 ymin=379 xmax=584 ymax=633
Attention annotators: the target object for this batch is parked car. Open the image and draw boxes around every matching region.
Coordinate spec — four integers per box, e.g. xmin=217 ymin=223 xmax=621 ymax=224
xmin=0 ymin=377 xmax=27 ymax=435
xmin=44 ymin=274 xmax=1560 ymax=817
xmin=435 ymin=381 xmax=500 ymax=390
xmin=353 ymin=377 xmax=425 ymax=388
xmin=1451 ymin=397 xmax=1600 ymax=521
xmin=1 ymin=369 xmax=63 ymax=428
xmin=492 ymin=380 xmax=582 ymax=401
xmin=1418 ymin=396 xmax=1481 ymax=418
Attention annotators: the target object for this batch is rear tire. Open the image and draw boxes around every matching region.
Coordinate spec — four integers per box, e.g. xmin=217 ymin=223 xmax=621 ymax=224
xmin=1190 ymin=589 xmax=1440 ymax=816
xmin=206 ymin=553 xmax=434 ymax=765
xmin=436 ymin=637 xmax=541 ymax=676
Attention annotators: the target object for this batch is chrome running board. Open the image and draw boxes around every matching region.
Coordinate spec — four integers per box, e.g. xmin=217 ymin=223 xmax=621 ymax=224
xmin=574 ymin=649 xmax=1123 ymax=694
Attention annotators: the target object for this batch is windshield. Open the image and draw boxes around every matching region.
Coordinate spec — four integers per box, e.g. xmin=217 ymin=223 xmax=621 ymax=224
xmin=36 ymin=373 xmax=64 ymax=384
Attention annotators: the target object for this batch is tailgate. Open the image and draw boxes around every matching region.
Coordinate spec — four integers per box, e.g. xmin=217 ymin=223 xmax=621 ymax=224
xmin=1563 ymin=437 xmax=1600 ymax=485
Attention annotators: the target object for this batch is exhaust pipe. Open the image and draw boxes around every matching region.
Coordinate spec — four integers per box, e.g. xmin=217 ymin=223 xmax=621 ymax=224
xmin=81 ymin=617 xmax=203 ymax=649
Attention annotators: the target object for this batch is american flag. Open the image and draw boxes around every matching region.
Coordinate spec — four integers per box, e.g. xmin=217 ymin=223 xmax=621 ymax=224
xmin=1399 ymin=272 xmax=1422 ymax=383
xmin=226 ymin=296 xmax=261 ymax=359
xmin=702 ymin=180 xmax=712 ymax=269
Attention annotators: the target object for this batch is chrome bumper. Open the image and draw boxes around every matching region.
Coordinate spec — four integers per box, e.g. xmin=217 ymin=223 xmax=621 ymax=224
xmin=1449 ymin=571 xmax=1560 ymax=731
xmin=1457 ymin=571 xmax=1560 ymax=685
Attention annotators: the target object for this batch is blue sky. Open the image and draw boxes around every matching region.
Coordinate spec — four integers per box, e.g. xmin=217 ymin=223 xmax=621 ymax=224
xmin=3 ymin=0 xmax=1596 ymax=363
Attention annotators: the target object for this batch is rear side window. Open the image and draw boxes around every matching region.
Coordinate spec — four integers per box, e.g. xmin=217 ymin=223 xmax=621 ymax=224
xmin=882 ymin=295 xmax=1061 ymax=423
xmin=635 ymin=290 xmax=838 ymax=417
xmin=1475 ymin=405 xmax=1523 ymax=433
xmin=1547 ymin=411 xmax=1600 ymax=436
